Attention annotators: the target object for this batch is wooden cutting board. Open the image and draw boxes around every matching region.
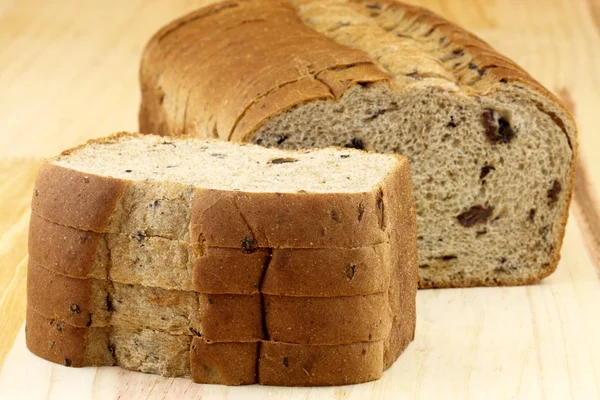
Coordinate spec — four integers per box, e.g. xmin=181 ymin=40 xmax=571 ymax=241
xmin=1 ymin=0 xmax=599 ymax=398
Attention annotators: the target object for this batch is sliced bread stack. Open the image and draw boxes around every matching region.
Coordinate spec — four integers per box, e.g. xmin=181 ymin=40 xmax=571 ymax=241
xmin=26 ymin=133 xmax=418 ymax=386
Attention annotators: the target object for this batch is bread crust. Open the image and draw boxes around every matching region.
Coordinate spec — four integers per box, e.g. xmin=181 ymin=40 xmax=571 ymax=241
xmin=198 ymin=293 xmax=264 ymax=342
xmin=258 ymin=341 xmax=384 ymax=386
xmin=261 ymin=244 xmax=390 ymax=296
xmin=264 ymin=293 xmax=391 ymax=344
xmin=382 ymin=158 xmax=418 ymax=367
xmin=26 ymin=307 xmax=92 ymax=368
xmin=190 ymin=339 xmax=258 ymax=385
xmin=26 ymin=309 xmax=404 ymax=386
xmin=32 ymin=163 xmax=126 ymax=232
xmin=189 ymin=187 xmax=390 ymax=249
xmin=32 ymin=137 xmax=411 ymax=250
xmin=138 ymin=0 xmax=385 ymax=140
xmin=27 ymin=262 xmax=95 ymax=328
xmin=194 ymin=247 xmax=269 ymax=294
xmin=377 ymin=0 xmax=574 ymax=133
xmin=28 ymin=262 xmax=411 ymax=344
xmin=29 ymin=213 xmax=104 ymax=278
xmin=29 ymin=214 xmax=403 ymax=296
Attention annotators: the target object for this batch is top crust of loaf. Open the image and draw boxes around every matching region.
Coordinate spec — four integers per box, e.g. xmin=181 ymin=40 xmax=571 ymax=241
xmin=139 ymin=0 xmax=388 ymax=142
xmin=31 ymin=133 xmax=412 ymax=248
xmin=139 ymin=0 xmax=576 ymax=150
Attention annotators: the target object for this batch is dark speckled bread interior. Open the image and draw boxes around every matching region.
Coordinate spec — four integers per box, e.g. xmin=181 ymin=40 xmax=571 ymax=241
xmin=27 ymin=132 xmax=418 ymax=386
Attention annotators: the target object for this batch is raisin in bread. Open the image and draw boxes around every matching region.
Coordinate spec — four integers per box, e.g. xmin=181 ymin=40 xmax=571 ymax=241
xmin=139 ymin=0 xmax=577 ymax=287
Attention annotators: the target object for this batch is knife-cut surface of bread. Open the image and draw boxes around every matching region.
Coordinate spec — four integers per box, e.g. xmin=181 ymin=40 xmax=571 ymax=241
xmin=139 ymin=0 xmax=576 ymax=287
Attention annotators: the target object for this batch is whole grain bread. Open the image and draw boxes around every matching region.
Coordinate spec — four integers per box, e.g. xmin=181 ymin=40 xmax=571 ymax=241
xmin=30 ymin=214 xmax=397 ymax=296
xmin=27 ymin=262 xmax=203 ymax=336
xmin=26 ymin=133 xmax=418 ymax=385
xmin=26 ymin=308 xmax=191 ymax=377
xmin=28 ymin=262 xmax=396 ymax=345
xmin=31 ymin=133 xmax=405 ymax=249
xmin=27 ymin=309 xmax=409 ymax=386
xmin=139 ymin=0 xmax=577 ymax=287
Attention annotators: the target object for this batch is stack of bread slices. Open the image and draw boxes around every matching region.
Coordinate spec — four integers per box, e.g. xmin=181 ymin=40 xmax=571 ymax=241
xmin=140 ymin=0 xmax=576 ymax=289
xmin=26 ymin=133 xmax=418 ymax=386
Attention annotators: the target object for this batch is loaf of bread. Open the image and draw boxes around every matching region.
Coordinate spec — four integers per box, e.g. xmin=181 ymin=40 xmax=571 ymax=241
xmin=139 ymin=0 xmax=577 ymax=287
xmin=26 ymin=133 xmax=418 ymax=386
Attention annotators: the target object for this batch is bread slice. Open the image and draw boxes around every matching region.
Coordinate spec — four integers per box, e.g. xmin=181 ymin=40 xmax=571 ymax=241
xmin=28 ymin=262 xmax=203 ymax=336
xmin=31 ymin=133 xmax=407 ymax=249
xmin=30 ymin=214 xmax=395 ymax=296
xmin=28 ymin=213 xmax=197 ymax=291
xmin=26 ymin=308 xmax=191 ymax=377
xmin=139 ymin=0 xmax=576 ymax=287
xmin=28 ymin=262 xmax=396 ymax=345
xmin=26 ymin=308 xmax=397 ymax=386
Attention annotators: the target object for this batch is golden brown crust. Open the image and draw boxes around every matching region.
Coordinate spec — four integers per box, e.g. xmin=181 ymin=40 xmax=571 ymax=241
xmin=26 ymin=309 xmax=410 ymax=386
xmin=262 ymin=245 xmax=390 ymax=296
xmin=31 ymin=162 xmax=127 ymax=232
xmin=258 ymin=341 xmax=384 ymax=386
xmin=190 ymin=339 xmax=258 ymax=385
xmin=194 ymin=247 xmax=269 ymax=294
xmin=28 ymin=213 xmax=104 ymax=278
xmin=25 ymin=308 xmax=90 ymax=368
xmin=28 ymin=258 xmax=406 ymax=346
xmin=29 ymin=214 xmax=401 ymax=295
xmin=27 ymin=262 xmax=95 ymax=328
xmin=264 ymin=293 xmax=391 ymax=344
xmin=381 ymin=158 xmax=418 ymax=367
xmin=189 ymin=188 xmax=392 ymax=249
xmin=379 ymin=0 xmax=570 ymax=111
xmin=198 ymin=293 xmax=264 ymax=342
xmin=139 ymin=0 xmax=388 ymax=140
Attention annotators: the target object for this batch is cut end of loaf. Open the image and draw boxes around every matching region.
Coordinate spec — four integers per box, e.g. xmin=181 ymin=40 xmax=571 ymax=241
xmin=248 ymin=81 xmax=574 ymax=287
xmin=52 ymin=133 xmax=402 ymax=194
xmin=137 ymin=0 xmax=576 ymax=288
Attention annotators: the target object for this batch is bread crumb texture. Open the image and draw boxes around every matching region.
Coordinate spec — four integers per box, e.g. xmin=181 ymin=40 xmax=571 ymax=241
xmin=139 ymin=0 xmax=576 ymax=288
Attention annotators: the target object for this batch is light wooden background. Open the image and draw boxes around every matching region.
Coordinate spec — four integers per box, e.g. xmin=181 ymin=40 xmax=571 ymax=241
xmin=1 ymin=0 xmax=599 ymax=398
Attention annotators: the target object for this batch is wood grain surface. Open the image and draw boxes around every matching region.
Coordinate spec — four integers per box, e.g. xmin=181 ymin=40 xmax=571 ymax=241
xmin=0 ymin=0 xmax=599 ymax=398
